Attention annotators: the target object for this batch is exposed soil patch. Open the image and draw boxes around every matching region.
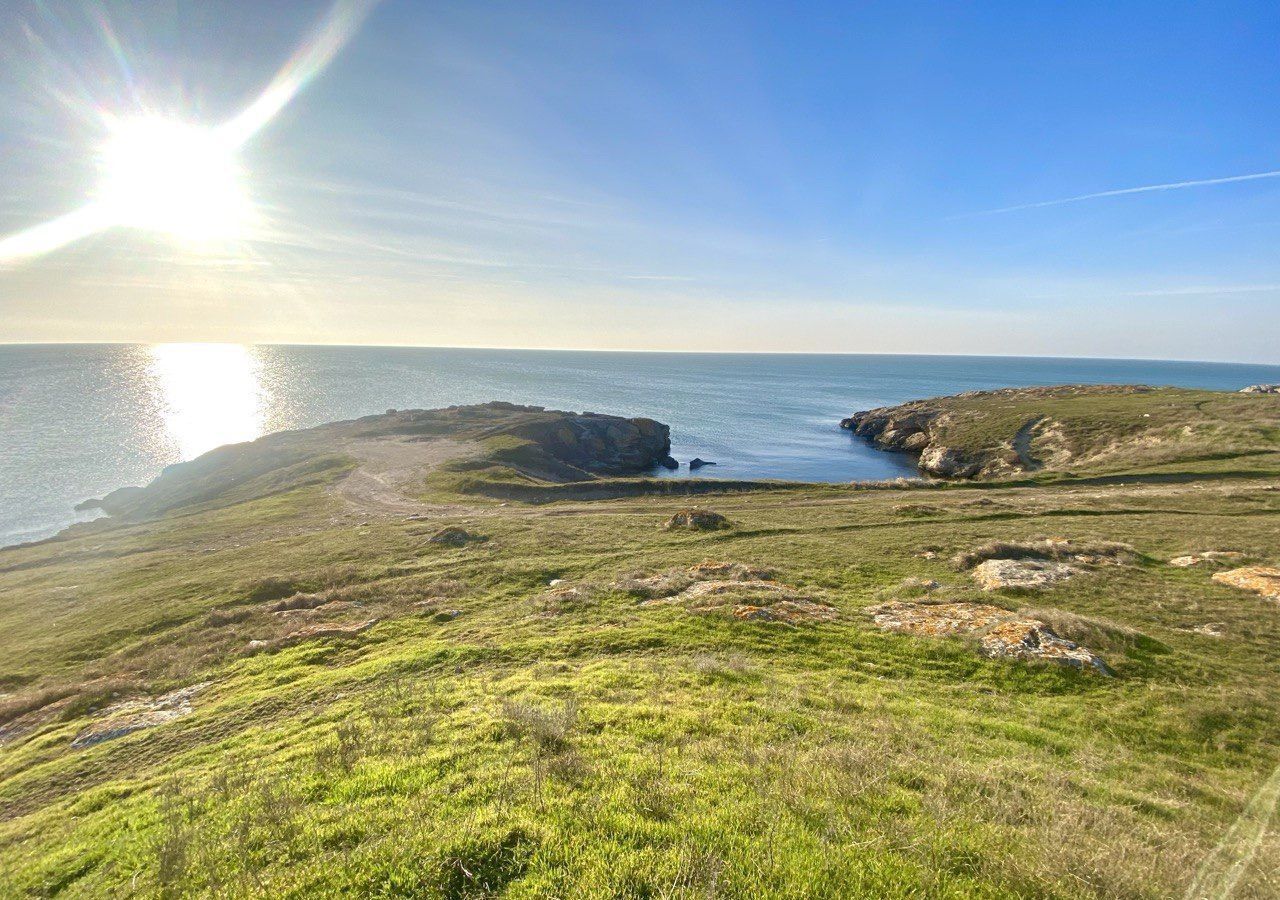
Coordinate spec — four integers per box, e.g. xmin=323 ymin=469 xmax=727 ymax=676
xmin=246 ymin=618 xmax=379 ymax=654
xmin=337 ymin=437 xmax=473 ymax=515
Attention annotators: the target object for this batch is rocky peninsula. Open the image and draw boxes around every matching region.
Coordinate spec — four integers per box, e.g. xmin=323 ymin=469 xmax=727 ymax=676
xmin=843 ymin=383 xmax=1280 ymax=479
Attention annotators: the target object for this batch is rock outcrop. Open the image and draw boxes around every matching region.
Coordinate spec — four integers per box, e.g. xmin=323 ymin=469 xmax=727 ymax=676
xmin=663 ymin=508 xmax=731 ymax=530
xmin=71 ymin=683 xmax=209 ymax=749
xmin=970 ymin=558 xmax=1080 ymax=591
xmin=621 ymin=560 xmax=838 ymax=624
xmin=1212 ymin=566 xmax=1280 ymax=602
xmin=866 ymin=601 xmax=1110 ymax=673
xmin=954 ymin=538 xmax=1133 ymax=591
xmin=1240 ymin=384 xmax=1280 ymax=394
xmin=1168 ymin=551 xmax=1244 ymax=568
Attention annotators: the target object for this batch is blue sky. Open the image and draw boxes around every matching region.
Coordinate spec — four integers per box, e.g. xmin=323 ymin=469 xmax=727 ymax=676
xmin=1 ymin=0 xmax=1278 ymax=361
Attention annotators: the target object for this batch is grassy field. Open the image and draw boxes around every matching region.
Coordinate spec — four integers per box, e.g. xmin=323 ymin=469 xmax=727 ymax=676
xmin=2 ymin=402 xmax=1280 ymax=897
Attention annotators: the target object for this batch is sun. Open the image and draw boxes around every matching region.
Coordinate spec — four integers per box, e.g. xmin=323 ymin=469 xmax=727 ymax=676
xmin=94 ymin=116 xmax=257 ymax=244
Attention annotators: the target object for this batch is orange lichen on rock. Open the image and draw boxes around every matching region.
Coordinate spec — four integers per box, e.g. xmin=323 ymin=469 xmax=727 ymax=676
xmin=866 ymin=601 xmax=1110 ymax=673
xmin=1212 ymin=566 xmax=1280 ymax=602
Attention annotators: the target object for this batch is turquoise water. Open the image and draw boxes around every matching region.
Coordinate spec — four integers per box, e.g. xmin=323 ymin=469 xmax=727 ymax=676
xmin=3 ymin=344 xmax=1279 ymax=546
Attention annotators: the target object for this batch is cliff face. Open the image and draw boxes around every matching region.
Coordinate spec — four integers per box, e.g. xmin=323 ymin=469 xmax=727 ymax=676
xmin=842 ymin=400 xmax=1000 ymax=478
xmin=842 ymin=384 xmax=1280 ymax=480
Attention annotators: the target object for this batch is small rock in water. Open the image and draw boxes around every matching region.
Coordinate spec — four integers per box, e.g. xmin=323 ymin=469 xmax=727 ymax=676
xmin=658 ymin=455 xmax=679 ymax=470
xmin=689 ymin=458 xmax=717 ymax=470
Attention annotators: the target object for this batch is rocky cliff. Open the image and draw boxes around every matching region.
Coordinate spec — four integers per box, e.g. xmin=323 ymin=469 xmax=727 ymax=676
xmin=842 ymin=384 xmax=1280 ymax=479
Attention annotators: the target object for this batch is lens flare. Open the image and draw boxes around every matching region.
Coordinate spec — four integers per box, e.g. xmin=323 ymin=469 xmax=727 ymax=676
xmin=95 ymin=117 xmax=256 ymax=243
xmin=0 ymin=0 xmax=380 ymax=266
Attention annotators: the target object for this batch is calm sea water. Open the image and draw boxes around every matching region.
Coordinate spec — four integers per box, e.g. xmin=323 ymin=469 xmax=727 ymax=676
xmin=3 ymin=344 xmax=1279 ymax=546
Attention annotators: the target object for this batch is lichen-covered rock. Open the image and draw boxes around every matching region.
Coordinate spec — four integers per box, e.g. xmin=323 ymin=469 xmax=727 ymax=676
xmin=970 ymin=558 xmax=1080 ymax=590
xmin=627 ymin=560 xmax=836 ymax=625
xmin=663 ymin=509 xmax=730 ymax=530
xmin=1212 ymin=566 xmax=1280 ymax=602
xmin=1240 ymin=384 xmax=1280 ymax=394
xmin=866 ymin=601 xmax=1109 ymax=673
xmin=71 ymin=683 xmax=209 ymax=749
xmin=1168 ymin=551 xmax=1244 ymax=568
xmin=730 ymin=600 xmax=839 ymax=624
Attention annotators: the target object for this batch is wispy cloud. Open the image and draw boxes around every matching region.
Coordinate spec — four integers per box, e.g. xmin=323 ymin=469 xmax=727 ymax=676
xmin=962 ymin=169 xmax=1280 ymax=217
xmin=1119 ymin=283 xmax=1280 ymax=297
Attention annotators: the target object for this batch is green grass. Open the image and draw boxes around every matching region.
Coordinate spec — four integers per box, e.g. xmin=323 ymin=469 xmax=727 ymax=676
xmin=2 ymin=469 xmax=1280 ymax=896
xmin=861 ymin=386 xmax=1280 ymax=480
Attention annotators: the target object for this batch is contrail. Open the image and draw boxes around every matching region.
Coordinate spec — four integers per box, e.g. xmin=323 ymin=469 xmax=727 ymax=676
xmin=0 ymin=0 xmax=380 ymax=266
xmin=963 ymin=169 xmax=1280 ymax=217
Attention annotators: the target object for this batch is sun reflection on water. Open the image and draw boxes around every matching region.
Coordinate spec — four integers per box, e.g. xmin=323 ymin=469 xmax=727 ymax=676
xmin=148 ymin=343 xmax=265 ymax=460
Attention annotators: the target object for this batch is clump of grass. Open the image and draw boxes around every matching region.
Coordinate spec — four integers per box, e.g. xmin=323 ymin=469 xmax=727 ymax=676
xmin=0 ymin=685 xmax=74 ymax=727
xmin=204 ymin=608 xmax=251 ymax=627
xmin=689 ymin=652 xmax=752 ymax=678
xmin=265 ymin=592 xmax=327 ymax=613
xmin=242 ymin=576 xmax=307 ymax=603
xmin=501 ymin=699 xmax=578 ymax=751
xmin=952 ymin=538 xmax=1135 ymax=569
xmin=313 ymin=719 xmax=369 ymax=774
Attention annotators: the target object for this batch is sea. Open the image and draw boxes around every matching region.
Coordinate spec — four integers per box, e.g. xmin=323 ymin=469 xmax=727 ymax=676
xmin=3 ymin=344 xmax=1278 ymax=547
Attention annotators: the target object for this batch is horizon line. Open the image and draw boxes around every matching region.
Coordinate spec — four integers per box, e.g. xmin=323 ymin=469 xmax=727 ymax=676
xmin=1 ymin=339 xmax=1277 ymax=369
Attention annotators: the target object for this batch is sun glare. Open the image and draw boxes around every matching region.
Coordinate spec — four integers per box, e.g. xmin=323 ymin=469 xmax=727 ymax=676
xmin=148 ymin=343 xmax=265 ymax=459
xmin=95 ymin=117 xmax=257 ymax=244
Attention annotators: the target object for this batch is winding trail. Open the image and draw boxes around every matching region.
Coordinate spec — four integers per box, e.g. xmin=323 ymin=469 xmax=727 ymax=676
xmin=1183 ymin=759 xmax=1280 ymax=900
xmin=1011 ymin=416 xmax=1046 ymax=471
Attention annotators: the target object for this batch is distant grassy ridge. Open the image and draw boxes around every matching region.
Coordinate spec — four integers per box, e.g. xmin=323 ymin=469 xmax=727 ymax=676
xmin=845 ymin=385 xmax=1280 ymax=480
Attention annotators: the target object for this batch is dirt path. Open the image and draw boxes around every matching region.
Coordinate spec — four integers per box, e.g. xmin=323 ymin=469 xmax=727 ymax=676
xmin=1012 ymin=416 xmax=1046 ymax=471
xmin=333 ymin=437 xmax=474 ymax=517
xmin=1183 ymin=760 xmax=1280 ymax=900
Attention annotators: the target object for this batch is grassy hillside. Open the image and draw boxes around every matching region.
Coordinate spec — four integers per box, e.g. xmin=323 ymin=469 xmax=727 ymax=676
xmin=844 ymin=385 xmax=1280 ymax=480
xmin=2 ymin=396 xmax=1280 ymax=897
